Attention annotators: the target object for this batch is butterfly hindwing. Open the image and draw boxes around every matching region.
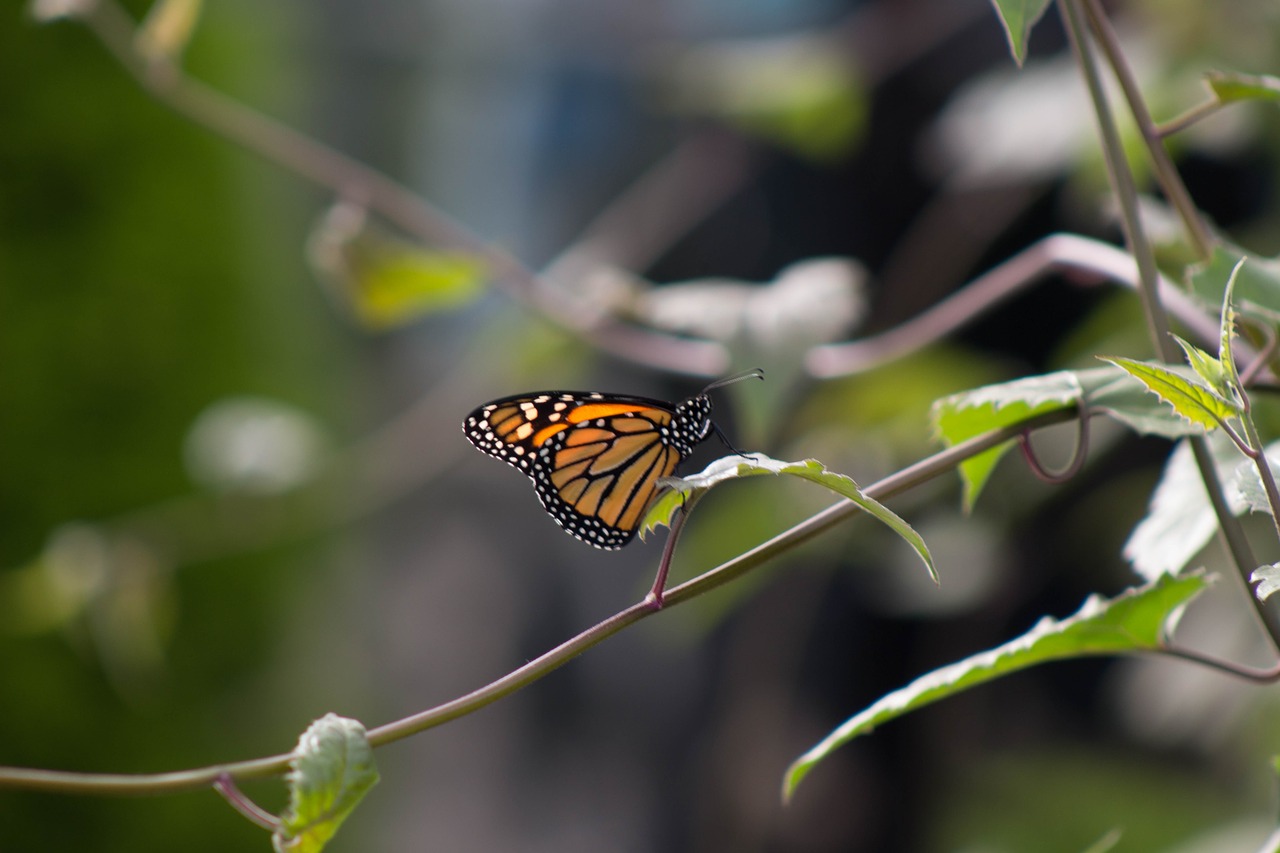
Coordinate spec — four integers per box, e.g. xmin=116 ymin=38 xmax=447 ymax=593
xmin=463 ymin=391 xmax=712 ymax=549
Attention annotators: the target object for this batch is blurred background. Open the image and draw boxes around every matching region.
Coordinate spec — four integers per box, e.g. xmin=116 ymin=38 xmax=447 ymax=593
xmin=5 ymin=0 xmax=1280 ymax=850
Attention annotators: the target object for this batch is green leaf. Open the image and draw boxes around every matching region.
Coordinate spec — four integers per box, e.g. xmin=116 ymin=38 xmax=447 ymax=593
xmin=987 ymin=0 xmax=1053 ymax=66
xmin=1125 ymin=435 xmax=1250 ymax=580
xmin=1204 ymin=70 xmax=1280 ymax=104
xmin=929 ymin=366 xmax=1209 ymax=515
xmin=641 ymin=453 xmax=936 ymax=583
xmin=274 ymin=714 xmax=379 ymax=853
xmin=1169 ymin=334 xmax=1232 ymax=402
xmin=931 ymin=370 xmax=1082 ymax=510
xmin=782 ymin=571 xmax=1210 ymax=800
xmin=1187 ymin=246 xmax=1280 ymax=328
xmin=351 ymin=246 xmax=485 ymax=328
xmin=1100 ymin=357 xmax=1240 ymax=430
xmin=1229 ymin=440 xmax=1280 ymax=516
xmin=1251 ymin=564 xmax=1280 ymax=603
xmin=1219 ymin=257 xmax=1246 ymax=391
xmin=1081 ymin=365 xmax=1213 ymax=439
xmin=309 ymin=204 xmax=487 ymax=329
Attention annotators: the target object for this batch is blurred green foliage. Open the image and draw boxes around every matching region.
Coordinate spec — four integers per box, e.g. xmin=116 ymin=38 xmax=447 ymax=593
xmin=7 ymin=1 xmax=1280 ymax=851
xmin=0 ymin=3 xmax=355 ymax=850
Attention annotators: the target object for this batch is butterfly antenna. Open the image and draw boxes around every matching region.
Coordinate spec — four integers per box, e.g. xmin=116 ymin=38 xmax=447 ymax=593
xmin=699 ymin=367 xmax=764 ymax=396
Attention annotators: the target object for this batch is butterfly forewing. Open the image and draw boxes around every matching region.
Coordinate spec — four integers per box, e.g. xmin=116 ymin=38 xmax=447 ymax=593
xmin=463 ymin=390 xmax=710 ymax=549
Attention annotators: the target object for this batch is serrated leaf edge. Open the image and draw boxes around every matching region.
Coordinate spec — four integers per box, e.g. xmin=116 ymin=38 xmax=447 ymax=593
xmin=782 ymin=571 xmax=1210 ymax=799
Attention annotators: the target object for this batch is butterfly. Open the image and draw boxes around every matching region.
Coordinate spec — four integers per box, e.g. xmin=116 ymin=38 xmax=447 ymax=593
xmin=462 ymin=369 xmax=762 ymax=549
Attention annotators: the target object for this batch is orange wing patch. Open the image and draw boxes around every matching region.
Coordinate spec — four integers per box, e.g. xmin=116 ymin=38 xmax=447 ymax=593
xmin=463 ymin=387 xmax=718 ymax=549
xmin=567 ymin=403 xmax=662 ymax=423
xmin=530 ymin=423 xmax=571 ymax=446
xmin=550 ymin=423 xmax=678 ymax=533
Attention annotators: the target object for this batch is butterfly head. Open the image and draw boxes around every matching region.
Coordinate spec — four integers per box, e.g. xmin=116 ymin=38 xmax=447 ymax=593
xmin=689 ymin=367 xmax=763 ymax=456
xmin=671 ymin=394 xmax=714 ymax=454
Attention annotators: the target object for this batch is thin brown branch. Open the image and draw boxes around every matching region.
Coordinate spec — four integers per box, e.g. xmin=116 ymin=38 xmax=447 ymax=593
xmin=75 ymin=0 xmax=729 ymax=377
xmin=645 ymin=493 xmax=699 ymax=608
xmin=1156 ymin=97 xmax=1225 ymax=139
xmin=1239 ymin=324 xmax=1279 ymax=390
xmin=1060 ymin=0 xmax=1172 ymax=359
xmin=0 ymin=407 xmax=1077 ymax=796
xmin=1156 ymin=646 xmax=1280 ymax=683
xmin=1019 ymin=398 xmax=1091 ymax=484
xmin=1080 ymin=0 xmax=1214 ymax=259
xmin=214 ymin=775 xmax=282 ymax=832
xmin=805 ymin=233 xmax=1225 ymax=379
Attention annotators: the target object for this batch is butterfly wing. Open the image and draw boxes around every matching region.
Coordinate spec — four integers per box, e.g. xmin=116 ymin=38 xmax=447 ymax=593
xmin=463 ymin=392 xmax=687 ymax=549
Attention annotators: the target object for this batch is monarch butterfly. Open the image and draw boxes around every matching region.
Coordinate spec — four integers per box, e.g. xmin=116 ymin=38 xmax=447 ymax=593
xmin=462 ymin=369 xmax=762 ymax=549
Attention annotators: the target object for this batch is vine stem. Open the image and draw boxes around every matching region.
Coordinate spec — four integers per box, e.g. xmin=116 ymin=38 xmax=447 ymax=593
xmin=1238 ymin=416 xmax=1280 ymax=545
xmin=0 ymin=408 xmax=1079 ymax=796
xmin=1239 ymin=325 xmax=1279 ymax=390
xmin=1019 ymin=398 xmax=1091 ymax=484
xmin=213 ymin=775 xmax=281 ymax=832
xmin=1156 ymin=97 xmax=1224 ymax=139
xmin=1156 ymin=646 xmax=1280 ymax=683
xmin=1058 ymin=0 xmax=1171 ymax=356
xmin=71 ymin=0 xmax=729 ymax=378
xmin=805 ymin=233 xmax=1229 ymax=379
xmin=1080 ymin=0 xmax=1214 ymax=258
xmin=1059 ymin=0 xmax=1280 ymax=652
xmin=1225 ymin=293 xmax=1280 ymax=545
xmin=644 ymin=493 xmax=700 ymax=609
xmin=15 ymin=0 xmax=1279 ymax=812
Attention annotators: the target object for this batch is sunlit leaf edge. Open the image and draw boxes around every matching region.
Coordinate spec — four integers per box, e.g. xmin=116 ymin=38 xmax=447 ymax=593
xmin=1205 ymin=70 xmax=1280 ymax=104
xmin=782 ymin=571 xmax=1210 ymax=800
xmin=1251 ymin=564 xmax=1280 ymax=602
xmin=1100 ymin=356 xmax=1238 ymax=429
xmin=640 ymin=453 xmax=935 ymax=583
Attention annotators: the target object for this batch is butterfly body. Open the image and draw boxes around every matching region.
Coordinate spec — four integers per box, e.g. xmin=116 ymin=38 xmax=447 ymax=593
xmin=463 ymin=389 xmax=717 ymax=549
